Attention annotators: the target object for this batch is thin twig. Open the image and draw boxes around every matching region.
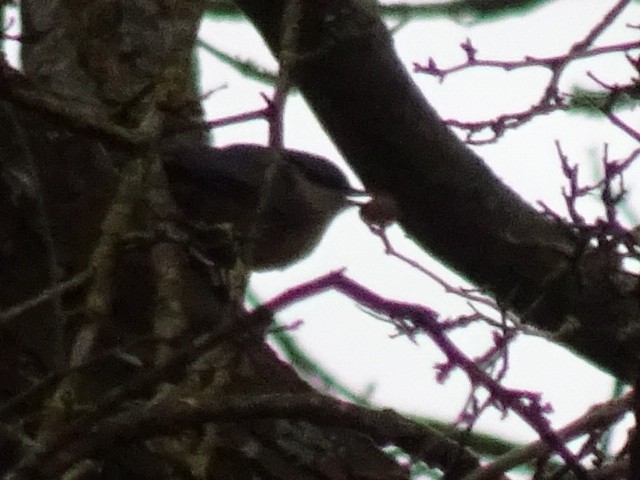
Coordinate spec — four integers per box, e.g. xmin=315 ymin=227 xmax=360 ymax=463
xmin=1 ymin=102 xmax=67 ymax=369
xmin=414 ymin=0 xmax=636 ymax=143
xmin=462 ymin=392 xmax=633 ymax=480
xmin=262 ymin=271 xmax=589 ymax=478
xmin=0 ymin=270 xmax=92 ymax=324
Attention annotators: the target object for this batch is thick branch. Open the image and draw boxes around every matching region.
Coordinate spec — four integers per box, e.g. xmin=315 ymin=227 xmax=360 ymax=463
xmin=21 ymin=393 xmax=482 ymax=479
xmin=234 ymin=0 xmax=640 ymax=380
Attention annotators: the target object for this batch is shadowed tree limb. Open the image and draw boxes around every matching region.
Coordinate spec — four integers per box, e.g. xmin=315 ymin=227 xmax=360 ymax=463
xmin=234 ymin=0 xmax=640 ymax=381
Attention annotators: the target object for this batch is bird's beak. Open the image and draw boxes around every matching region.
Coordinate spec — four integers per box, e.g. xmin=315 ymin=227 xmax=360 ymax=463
xmin=345 ymin=189 xmax=371 ymax=205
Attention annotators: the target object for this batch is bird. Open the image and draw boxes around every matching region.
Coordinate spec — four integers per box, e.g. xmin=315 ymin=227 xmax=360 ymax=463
xmin=161 ymin=143 xmax=364 ymax=270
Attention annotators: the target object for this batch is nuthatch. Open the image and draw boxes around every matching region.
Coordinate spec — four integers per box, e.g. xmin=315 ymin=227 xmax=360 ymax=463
xmin=161 ymin=143 xmax=364 ymax=270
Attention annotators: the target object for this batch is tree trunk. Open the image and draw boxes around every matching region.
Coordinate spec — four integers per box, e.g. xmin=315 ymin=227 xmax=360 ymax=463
xmin=0 ymin=1 xmax=476 ymax=478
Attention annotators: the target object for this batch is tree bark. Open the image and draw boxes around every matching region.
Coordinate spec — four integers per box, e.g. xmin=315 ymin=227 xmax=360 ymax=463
xmin=0 ymin=1 xmax=476 ymax=478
